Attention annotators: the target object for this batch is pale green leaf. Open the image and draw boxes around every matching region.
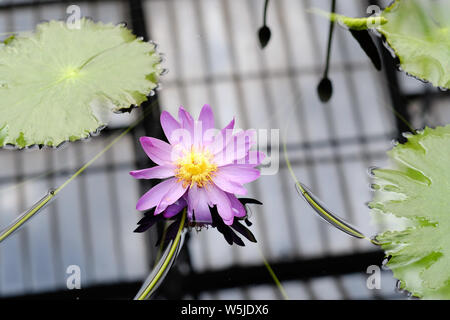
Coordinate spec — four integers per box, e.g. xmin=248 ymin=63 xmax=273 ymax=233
xmin=378 ymin=0 xmax=450 ymax=89
xmin=370 ymin=126 xmax=450 ymax=299
xmin=0 ymin=18 xmax=162 ymax=148
xmin=312 ymin=0 xmax=450 ymax=88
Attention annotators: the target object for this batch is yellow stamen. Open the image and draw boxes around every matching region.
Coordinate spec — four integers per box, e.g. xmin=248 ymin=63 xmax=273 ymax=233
xmin=175 ymin=148 xmax=217 ymax=188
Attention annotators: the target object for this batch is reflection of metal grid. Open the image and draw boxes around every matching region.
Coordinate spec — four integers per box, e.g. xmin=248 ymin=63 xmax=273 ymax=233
xmin=0 ymin=0 xmax=448 ymax=300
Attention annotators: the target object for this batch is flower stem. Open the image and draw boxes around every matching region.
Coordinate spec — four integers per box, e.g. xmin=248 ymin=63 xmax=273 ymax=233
xmin=134 ymin=210 xmax=187 ymax=300
xmin=153 ymin=221 xmax=169 ymax=269
xmin=262 ymin=0 xmax=270 ymax=26
xmin=323 ymin=0 xmax=336 ymax=79
xmin=258 ymin=246 xmax=289 ymax=300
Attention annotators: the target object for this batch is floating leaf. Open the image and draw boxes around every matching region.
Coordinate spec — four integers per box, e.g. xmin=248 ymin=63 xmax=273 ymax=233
xmin=378 ymin=0 xmax=450 ymax=89
xmin=370 ymin=126 xmax=450 ymax=299
xmin=0 ymin=18 xmax=162 ymax=148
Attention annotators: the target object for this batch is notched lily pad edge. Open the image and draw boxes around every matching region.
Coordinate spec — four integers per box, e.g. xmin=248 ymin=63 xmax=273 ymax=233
xmin=370 ymin=125 xmax=450 ymax=299
xmin=373 ymin=0 xmax=450 ymax=90
xmin=0 ymin=18 xmax=166 ymax=150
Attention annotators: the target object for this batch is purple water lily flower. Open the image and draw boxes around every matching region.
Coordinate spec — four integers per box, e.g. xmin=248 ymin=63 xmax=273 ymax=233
xmin=130 ymin=104 xmax=264 ymax=226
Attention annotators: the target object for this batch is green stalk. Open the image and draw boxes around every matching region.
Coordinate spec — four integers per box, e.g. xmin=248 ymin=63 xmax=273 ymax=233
xmin=323 ymin=0 xmax=336 ymax=79
xmin=153 ymin=221 xmax=169 ymax=269
xmin=263 ymin=0 xmax=270 ymax=26
xmin=280 ymin=102 xmax=380 ymax=245
xmin=258 ymin=246 xmax=289 ymax=300
xmin=0 ymin=190 xmax=55 ymax=242
xmin=283 ymin=140 xmax=379 ymax=246
xmin=309 ymin=8 xmax=387 ymax=31
xmin=135 ymin=210 xmax=187 ymax=300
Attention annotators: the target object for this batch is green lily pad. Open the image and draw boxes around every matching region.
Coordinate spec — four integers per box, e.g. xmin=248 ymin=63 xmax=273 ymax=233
xmin=378 ymin=0 xmax=450 ymax=89
xmin=370 ymin=126 xmax=450 ymax=299
xmin=0 ymin=18 xmax=162 ymax=148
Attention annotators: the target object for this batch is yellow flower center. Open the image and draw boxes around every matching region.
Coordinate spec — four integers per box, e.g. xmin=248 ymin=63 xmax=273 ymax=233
xmin=175 ymin=148 xmax=217 ymax=188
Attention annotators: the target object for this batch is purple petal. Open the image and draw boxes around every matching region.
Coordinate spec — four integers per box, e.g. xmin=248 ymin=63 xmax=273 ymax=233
xmin=136 ymin=178 xmax=178 ymax=211
xmin=140 ymin=137 xmax=174 ymax=166
xmin=155 ymin=181 xmax=188 ymax=214
xmin=207 ymin=129 xmax=232 ymax=155
xmin=163 ymin=198 xmax=187 ymax=218
xmin=178 ymin=106 xmax=194 ymax=134
xmin=204 ymin=117 xmax=234 ymax=151
xmin=233 ymin=151 xmax=266 ymax=166
xmin=205 ymin=185 xmax=234 ymax=225
xmin=216 ymin=165 xmax=260 ymax=184
xmin=213 ymin=130 xmax=256 ymax=166
xmin=227 ymin=193 xmax=246 ymax=218
xmin=177 ymin=106 xmax=196 ymax=149
xmin=223 ymin=117 xmax=235 ymax=131
xmin=193 ymin=120 xmax=204 ymax=149
xmin=160 ymin=111 xmax=181 ymax=145
xmin=212 ymin=172 xmax=248 ymax=195
xmin=198 ymin=104 xmax=214 ymax=133
xmin=204 ymin=117 xmax=235 ymax=153
xmin=187 ymin=185 xmax=212 ymax=224
xmin=129 ymin=165 xmax=175 ymax=180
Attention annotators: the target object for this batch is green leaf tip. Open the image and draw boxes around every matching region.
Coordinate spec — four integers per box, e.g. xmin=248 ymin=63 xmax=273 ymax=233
xmin=378 ymin=0 xmax=450 ymax=89
xmin=308 ymin=8 xmax=387 ymax=31
xmin=370 ymin=125 xmax=450 ymax=299
xmin=0 ymin=18 xmax=163 ymax=149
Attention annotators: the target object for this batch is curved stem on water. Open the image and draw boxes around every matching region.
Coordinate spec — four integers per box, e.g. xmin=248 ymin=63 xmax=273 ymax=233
xmin=134 ymin=210 xmax=187 ymax=300
xmin=282 ymin=129 xmax=380 ymax=246
xmin=0 ymin=189 xmax=56 ymax=243
xmin=0 ymin=99 xmax=158 ymax=245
